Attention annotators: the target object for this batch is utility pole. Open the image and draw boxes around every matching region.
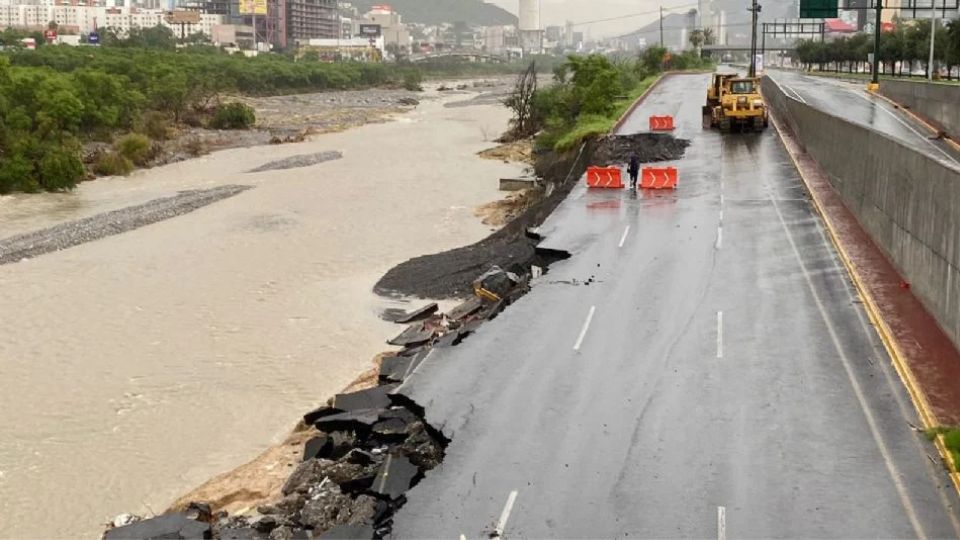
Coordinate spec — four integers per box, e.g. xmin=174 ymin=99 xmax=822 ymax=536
xmin=659 ymin=6 xmax=664 ymax=48
xmin=871 ymin=0 xmax=882 ymax=86
xmin=748 ymin=0 xmax=760 ymax=77
xmin=928 ymin=6 xmax=937 ymax=80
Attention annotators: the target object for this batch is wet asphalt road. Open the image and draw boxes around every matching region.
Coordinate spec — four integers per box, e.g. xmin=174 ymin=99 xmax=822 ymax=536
xmin=391 ymin=74 xmax=960 ymax=538
xmin=765 ymin=70 xmax=960 ymax=167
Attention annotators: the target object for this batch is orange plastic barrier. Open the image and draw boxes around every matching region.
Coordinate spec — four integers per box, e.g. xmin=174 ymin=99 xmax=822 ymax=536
xmin=585 ymin=166 xmax=624 ymax=189
xmin=649 ymin=115 xmax=675 ymax=131
xmin=640 ymin=167 xmax=678 ymax=190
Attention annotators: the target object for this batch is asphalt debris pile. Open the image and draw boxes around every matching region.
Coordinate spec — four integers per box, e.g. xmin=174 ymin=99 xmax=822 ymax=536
xmin=103 ymin=269 xmax=533 ymax=540
xmin=0 ymin=185 xmax=252 ymax=266
xmin=593 ymin=133 xmax=691 ymax=166
xmin=247 ymin=151 xmax=344 ymax=173
xmin=374 ymin=142 xmax=589 ymax=299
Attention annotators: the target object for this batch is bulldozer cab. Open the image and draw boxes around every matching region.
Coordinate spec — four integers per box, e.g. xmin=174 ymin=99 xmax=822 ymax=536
xmin=708 ymin=73 xmax=737 ymax=104
xmin=728 ymin=78 xmax=759 ymax=95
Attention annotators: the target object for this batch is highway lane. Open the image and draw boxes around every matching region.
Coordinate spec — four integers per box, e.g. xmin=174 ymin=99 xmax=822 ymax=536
xmin=765 ymin=70 xmax=960 ymax=167
xmin=391 ymin=73 xmax=960 ymax=538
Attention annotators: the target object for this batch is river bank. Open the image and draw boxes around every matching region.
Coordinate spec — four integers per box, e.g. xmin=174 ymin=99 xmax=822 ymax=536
xmin=0 ymin=79 xmax=523 ymax=538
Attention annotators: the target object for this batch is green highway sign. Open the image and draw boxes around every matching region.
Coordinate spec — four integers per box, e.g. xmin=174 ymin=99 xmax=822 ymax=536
xmin=800 ymin=0 xmax=838 ymax=18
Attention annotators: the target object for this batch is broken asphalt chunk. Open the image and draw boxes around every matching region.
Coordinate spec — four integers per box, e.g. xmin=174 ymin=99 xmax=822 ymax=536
xmin=303 ymin=431 xmax=356 ymax=462
xmin=369 ymin=454 xmax=418 ymax=500
xmin=302 ymin=435 xmax=333 ymax=462
xmin=302 ymin=406 xmax=339 ymax=426
xmin=382 ymin=303 xmax=438 ymax=324
xmin=446 ymin=297 xmax=484 ymax=322
xmin=104 ymin=513 xmax=211 ymax=540
xmin=318 ymin=524 xmax=375 ymax=539
xmin=387 ymin=322 xmax=435 ymax=347
xmin=378 ymin=356 xmax=413 ymax=383
xmin=313 ymin=409 xmax=381 ymax=432
xmin=218 ymin=527 xmax=266 ymax=540
xmin=332 ymin=384 xmax=398 ymax=412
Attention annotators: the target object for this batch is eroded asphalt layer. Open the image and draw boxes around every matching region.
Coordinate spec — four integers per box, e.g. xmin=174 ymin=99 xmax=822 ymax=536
xmin=390 ymin=73 xmax=960 ymax=538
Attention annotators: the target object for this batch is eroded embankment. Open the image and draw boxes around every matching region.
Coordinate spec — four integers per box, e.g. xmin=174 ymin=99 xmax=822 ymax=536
xmin=0 ymin=185 xmax=251 ymax=266
xmin=102 ymin=132 xmax=690 ymax=539
xmin=374 ymin=133 xmax=690 ymax=299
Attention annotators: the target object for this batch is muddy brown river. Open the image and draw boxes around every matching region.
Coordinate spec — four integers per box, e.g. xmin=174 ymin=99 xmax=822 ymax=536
xmin=0 ymin=90 xmax=522 ymax=538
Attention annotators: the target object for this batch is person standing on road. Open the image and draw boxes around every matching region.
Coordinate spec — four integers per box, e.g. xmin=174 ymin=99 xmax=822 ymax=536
xmin=627 ymin=153 xmax=640 ymax=189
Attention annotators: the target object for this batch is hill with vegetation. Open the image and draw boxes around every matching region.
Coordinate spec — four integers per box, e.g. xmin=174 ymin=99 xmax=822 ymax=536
xmin=348 ymin=0 xmax=517 ymax=26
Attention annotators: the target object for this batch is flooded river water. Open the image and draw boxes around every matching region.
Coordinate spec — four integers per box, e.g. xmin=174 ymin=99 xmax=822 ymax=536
xmin=0 ymin=90 xmax=522 ymax=538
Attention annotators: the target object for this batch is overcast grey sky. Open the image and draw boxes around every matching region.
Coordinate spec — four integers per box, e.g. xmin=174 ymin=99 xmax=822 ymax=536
xmin=487 ymin=0 xmax=700 ymax=38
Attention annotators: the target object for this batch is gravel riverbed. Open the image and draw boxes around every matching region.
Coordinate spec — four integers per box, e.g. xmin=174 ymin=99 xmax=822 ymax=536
xmin=0 ymin=185 xmax=251 ymax=266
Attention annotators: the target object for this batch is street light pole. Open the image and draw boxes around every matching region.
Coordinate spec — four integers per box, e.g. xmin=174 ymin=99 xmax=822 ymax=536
xmin=927 ymin=6 xmax=937 ymax=80
xmin=748 ymin=0 xmax=760 ymax=77
xmin=659 ymin=6 xmax=664 ymax=48
xmin=871 ymin=0 xmax=882 ymax=86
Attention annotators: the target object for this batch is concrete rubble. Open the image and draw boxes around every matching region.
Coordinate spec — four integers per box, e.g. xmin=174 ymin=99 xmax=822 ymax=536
xmin=592 ymin=133 xmax=691 ymax=166
xmin=103 ymin=126 xmax=582 ymax=539
xmin=102 ymin=252 xmax=556 ymax=539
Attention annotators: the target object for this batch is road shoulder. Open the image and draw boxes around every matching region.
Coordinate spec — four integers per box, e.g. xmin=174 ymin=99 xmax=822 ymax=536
xmin=769 ymin=111 xmax=960 ymax=497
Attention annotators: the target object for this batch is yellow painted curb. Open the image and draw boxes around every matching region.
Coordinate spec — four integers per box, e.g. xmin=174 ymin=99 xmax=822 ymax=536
xmin=867 ymin=89 xmax=960 ymax=153
xmin=769 ymin=113 xmax=960 ymax=497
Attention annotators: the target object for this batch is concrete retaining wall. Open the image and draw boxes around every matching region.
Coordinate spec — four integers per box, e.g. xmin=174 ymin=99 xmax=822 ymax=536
xmin=763 ymin=76 xmax=960 ymax=348
xmin=878 ymin=80 xmax=960 ymax=140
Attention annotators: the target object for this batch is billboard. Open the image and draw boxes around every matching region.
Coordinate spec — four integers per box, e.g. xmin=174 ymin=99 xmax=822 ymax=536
xmin=165 ymin=10 xmax=201 ymax=24
xmin=239 ymin=0 xmax=267 ymax=15
xmin=358 ymin=24 xmax=382 ymax=37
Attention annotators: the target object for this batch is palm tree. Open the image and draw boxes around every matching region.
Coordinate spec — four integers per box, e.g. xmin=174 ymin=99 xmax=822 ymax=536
xmin=703 ymin=27 xmax=716 ymax=45
xmin=689 ymin=29 xmax=705 ymax=52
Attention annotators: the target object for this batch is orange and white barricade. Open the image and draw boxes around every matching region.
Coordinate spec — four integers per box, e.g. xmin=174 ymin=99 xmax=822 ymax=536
xmin=585 ymin=166 xmax=624 ymax=189
xmin=649 ymin=115 xmax=675 ymax=131
xmin=640 ymin=167 xmax=678 ymax=190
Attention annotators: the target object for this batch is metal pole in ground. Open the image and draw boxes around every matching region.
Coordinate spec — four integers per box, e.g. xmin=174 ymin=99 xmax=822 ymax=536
xmin=660 ymin=6 xmax=665 ymax=48
xmin=871 ymin=0 xmax=882 ymax=85
xmin=927 ymin=6 xmax=937 ymax=80
xmin=748 ymin=0 xmax=759 ymax=77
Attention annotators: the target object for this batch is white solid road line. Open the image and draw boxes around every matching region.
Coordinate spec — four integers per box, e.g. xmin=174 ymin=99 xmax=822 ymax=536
xmin=619 ymin=225 xmax=631 ymax=248
xmin=460 ymin=535 xmax=467 ymax=540
xmin=717 ymin=506 xmax=726 ymax=540
xmin=851 ymin=91 xmax=959 ymax=166
xmin=715 ymin=226 xmax=723 ymax=250
xmin=782 ymin=82 xmax=808 ymax=104
xmin=494 ymin=490 xmax=519 ymax=538
xmin=769 ymin=194 xmax=927 ymax=540
xmin=573 ymin=306 xmax=596 ymax=351
xmin=717 ymin=311 xmax=724 ymax=359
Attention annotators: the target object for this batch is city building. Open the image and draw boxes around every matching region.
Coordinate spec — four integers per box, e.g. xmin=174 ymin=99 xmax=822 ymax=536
xmin=0 ymin=3 xmax=223 ymax=35
xmin=353 ymin=3 xmax=408 ymax=51
xmin=286 ymin=0 xmax=336 ymax=43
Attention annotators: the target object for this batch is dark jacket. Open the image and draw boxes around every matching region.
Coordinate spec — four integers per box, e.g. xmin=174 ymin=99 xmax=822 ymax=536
xmin=628 ymin=156 xmax=640 ymax=176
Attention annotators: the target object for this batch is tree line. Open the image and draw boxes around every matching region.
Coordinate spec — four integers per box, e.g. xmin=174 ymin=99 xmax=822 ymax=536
xmin=505 ymin=48 xmax=712 ymax=152
xmin=794 ymin=19 xmax=960 ymax=79
xmin=0 ymin=25 xmax=536 ymax=194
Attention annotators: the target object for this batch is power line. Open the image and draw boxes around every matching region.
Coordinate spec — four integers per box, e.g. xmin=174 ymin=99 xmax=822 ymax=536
xmin=616 ymin=22 xmax=754 ymax=37
xmin=571 ymin=3 xmax=700 ymax=27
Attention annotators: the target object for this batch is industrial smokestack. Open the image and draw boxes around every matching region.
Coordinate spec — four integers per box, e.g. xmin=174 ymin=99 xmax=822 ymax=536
xmin=519 ymin=0 xmax=540 ymax=31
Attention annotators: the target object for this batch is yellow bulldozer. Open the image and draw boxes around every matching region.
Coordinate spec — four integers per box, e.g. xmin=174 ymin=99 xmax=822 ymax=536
xmin=703 ymin=74 xmax=768 ymax=133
